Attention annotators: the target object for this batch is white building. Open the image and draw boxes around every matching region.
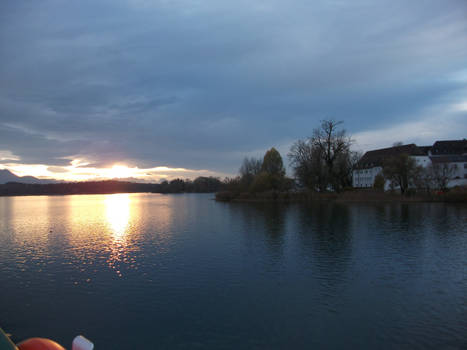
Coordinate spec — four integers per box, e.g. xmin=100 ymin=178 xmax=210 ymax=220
xmin=352 ymin=140 xmax=467 ymax=190
xmin=352 ymin=144 xmax=428 ymax=189
xmin=353 ymin=166 xmax=383 ymax=188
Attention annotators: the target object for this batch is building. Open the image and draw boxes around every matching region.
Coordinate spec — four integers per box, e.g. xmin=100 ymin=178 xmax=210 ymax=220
xmin=429 ymin=140 xmax=467 ymax=188
xmin=352 ymin=144 xmax=429 ymax=189
xmin=352 ymin=139 xmax=467 ymax=189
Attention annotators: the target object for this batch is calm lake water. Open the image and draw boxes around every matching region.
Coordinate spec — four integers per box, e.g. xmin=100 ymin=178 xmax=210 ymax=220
xmin=0 ymin=193 xmax=466 ymax=349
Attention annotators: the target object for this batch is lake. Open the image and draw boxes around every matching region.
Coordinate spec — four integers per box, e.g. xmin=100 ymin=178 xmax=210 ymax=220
xmin=0 ymin=193 xmax=466 ymax=349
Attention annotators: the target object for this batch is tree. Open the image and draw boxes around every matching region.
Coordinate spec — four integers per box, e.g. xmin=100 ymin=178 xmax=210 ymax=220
xmin=258 ymin=148 xmax=286 ymax=191
xmin=261 ymin=148 xmax=285 ymax=176
xmin=239 ymin=157 xmax=262 ymax=177
xmin=382 ymin=154 xmax=418 ymax=194
xmin=430 ymin=163 xmax=455 ymax=191
xmin=288 ymin=139 xmax=327 ymax=191
xmin=250 ymin=172 xmax=273 ymax=193
xmin=222 ymin=176 xmax=242 ymax=194
xmin=239 ymin=157 xmax=262 ymax=190
xmin=192 ymin=176 xmax=222 ymax=192
xmin=169 ymin=178 xmax=185 ymax=193
xmin=333 ymin=148 xmax=361 ymax=190
xmin=411 ymin=165 xmax=436 ymax=193
xmin=373 ymin=173 xmax=385 ymax=191
xmin=288 ymin=119 xmax=355 ymax=192
xmin=159 ymin=180 xmax=170 ymax=193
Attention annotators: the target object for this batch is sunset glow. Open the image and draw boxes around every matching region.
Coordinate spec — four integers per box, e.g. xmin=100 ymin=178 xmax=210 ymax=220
xmin=108 ymin=165 xmax=136 ymax=179
xmin=0 ymin=160 xmax=228 ymax=183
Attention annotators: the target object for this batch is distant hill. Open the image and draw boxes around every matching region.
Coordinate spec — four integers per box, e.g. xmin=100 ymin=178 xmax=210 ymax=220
xmin=0 ymin=169 xmax=58 ymax=184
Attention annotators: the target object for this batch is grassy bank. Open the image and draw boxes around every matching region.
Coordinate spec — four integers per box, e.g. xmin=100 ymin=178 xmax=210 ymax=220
xmin=215 ymin=187 xmax=467 ymax=203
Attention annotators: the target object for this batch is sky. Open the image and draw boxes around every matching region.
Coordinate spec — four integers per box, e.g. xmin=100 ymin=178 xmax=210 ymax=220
xmin=0 ymin=0 xmax=466 ymax=182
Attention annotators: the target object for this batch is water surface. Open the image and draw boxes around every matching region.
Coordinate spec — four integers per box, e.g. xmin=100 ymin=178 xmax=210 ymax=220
xmin=0 ymin=194 xmax=466 ymax=349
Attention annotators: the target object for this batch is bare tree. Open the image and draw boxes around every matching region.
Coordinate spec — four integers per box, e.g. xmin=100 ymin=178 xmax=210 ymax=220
xmin=239 ymin=157 xmax=263 ymax=190
xmin=239 ymin=157 xmax=262 ymax=178
xmin=288 ymin=119 xmax=355 ymax=192
xmin=430 ymin=163 xmax=455 ymax=191
xmin=288 ymin=139 xmax=327 ymax=191
xmin=312 ymin=120 xmax=352 ymax=175
xmin=412 ymin=165 xmax=433 ymax=192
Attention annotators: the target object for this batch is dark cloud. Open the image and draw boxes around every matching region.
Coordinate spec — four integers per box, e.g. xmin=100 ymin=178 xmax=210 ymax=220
xmin=0 ymin=0 xmax=466 ymax=174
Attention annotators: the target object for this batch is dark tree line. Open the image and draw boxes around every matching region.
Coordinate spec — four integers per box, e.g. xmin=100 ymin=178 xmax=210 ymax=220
xmin=159 ymin=176 xmax=223 ymax=193
xmin=0 ymin=176 xmax=224 ymax=196
xmin=0 ymin=181 xmax=155 ymax=196
xmin=222 ymin=147 xmax=293 ymax=196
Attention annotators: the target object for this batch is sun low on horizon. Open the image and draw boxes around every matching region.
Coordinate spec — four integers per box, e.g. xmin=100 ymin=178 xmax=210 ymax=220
xmin=107 ymin=165 xmax=136 ymax=179
xmin=0 ymin=160 xmax=229 ymax=183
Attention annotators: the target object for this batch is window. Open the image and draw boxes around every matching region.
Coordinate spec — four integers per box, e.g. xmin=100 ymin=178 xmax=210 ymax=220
xmin=465 ymin=174 xmax=467 ymax=179
xmin=464 ymin=163 xmax=467 ymax=169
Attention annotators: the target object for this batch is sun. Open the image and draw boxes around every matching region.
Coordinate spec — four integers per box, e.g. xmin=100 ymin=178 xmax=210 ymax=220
xmin=108 ymin=165 xmax=133 ymax=179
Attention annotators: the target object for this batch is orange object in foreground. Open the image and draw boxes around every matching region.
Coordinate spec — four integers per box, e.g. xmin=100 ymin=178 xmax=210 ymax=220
xmin=17 ymin=338 xmax=66 ymax=350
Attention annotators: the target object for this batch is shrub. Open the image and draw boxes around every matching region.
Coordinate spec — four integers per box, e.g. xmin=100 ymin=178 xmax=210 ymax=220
xmin=373 ymin=174 xmax=385 ymax=191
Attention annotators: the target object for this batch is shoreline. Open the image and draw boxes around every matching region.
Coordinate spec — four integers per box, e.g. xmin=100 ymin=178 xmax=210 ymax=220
xmin=215 ymin=188 xmax=467 ymax=204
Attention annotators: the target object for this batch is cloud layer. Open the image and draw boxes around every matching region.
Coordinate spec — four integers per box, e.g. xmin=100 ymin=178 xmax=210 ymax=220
xmin=0 ymin=0 xmax=466 ymax=178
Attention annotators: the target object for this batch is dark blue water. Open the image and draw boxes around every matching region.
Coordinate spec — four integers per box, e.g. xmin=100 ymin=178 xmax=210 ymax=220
xmin=0 ymin=193 xmax=466 ymax=349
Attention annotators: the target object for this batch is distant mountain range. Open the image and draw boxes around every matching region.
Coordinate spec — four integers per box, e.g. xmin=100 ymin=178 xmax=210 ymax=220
xmin=0 ymin=169 xmax=58 ymax=184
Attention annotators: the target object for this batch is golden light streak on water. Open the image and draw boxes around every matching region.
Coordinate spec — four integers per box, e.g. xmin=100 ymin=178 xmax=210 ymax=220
xmin=104 ymin=194 xmax=132 ymax=276
xmin=105 ymin=193 xmax=131 ymax=240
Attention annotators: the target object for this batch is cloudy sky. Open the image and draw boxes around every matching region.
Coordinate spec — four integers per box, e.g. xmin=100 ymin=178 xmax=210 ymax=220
xmin=0 ymin=0 xmax=466 ymax=181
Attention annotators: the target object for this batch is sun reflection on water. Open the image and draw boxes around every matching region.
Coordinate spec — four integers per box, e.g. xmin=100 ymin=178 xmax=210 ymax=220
xmin=105 ymin=193 xmax=131 ymax=240
xmin=105 ymin=194 xmax=132 ymax=277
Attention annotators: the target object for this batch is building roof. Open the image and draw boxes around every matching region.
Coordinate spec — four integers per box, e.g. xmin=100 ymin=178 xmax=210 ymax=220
xmin=430 ymin=155 xmax=467 ymax=163
xmin=431 ymin=139 xmax=467 ymax=156
xmin=418 ymin=146 xmax=431 ymax=155
xmin=356 ymin=144 xmax=426 ymax=169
